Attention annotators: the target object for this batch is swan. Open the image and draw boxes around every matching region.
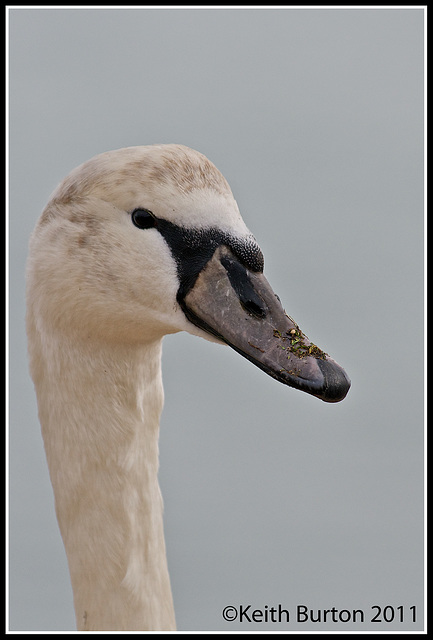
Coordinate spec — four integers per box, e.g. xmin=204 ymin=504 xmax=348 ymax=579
xmin=26 ymin=144 xmax=350 ymax=631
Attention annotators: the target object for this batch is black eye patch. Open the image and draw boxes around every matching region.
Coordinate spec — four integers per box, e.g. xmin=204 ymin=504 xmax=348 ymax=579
xmin=130 ymin=209 xmax=264 ymax=299
xmin=154 ymin=218 xmax=264 ymax=301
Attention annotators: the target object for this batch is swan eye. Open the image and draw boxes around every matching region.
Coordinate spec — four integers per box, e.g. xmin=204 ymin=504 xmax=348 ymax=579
xmin=131 ymin=209 xmax=156 ymax=230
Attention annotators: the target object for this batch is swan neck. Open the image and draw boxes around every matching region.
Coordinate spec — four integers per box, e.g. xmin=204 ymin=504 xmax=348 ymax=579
xmin=31 ymin=336 xmax=176 ymax=631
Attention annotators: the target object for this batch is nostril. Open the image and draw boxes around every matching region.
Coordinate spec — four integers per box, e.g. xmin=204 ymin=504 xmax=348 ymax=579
xmin=220 ymin=254 xmax=267 ymax=320
xmin=241 ymin=297 xmax=267 ymax=319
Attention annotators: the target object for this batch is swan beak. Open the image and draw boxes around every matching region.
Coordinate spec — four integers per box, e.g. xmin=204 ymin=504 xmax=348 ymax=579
xmin=181 ymin=245 xmax=351 ymax=403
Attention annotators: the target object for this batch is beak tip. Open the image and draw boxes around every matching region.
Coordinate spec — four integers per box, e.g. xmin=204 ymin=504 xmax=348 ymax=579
xmin=315 ymin=357 xmax=351 ymax=402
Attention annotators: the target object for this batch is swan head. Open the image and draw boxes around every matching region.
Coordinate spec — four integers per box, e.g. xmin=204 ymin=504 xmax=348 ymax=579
xmin=27 ymin=144 xmax=350 ymax=402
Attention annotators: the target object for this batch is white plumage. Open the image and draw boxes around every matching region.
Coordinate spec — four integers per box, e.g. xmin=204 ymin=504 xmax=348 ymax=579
xmin=26 ymin=144 xmax=349 ymax=631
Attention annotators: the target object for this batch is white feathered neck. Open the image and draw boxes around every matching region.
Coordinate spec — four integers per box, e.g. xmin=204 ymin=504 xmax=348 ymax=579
xmin=31 ymin=336 xmax=174 ymax=630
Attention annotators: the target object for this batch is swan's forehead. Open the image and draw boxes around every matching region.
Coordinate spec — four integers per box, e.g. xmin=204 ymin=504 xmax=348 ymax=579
xmin=56 ymin=144 xmax=249 ymax=237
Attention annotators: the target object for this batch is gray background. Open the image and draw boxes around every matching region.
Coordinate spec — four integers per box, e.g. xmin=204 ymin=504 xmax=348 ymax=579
xmin=8 ymin=7 xmax=424 ymax=632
